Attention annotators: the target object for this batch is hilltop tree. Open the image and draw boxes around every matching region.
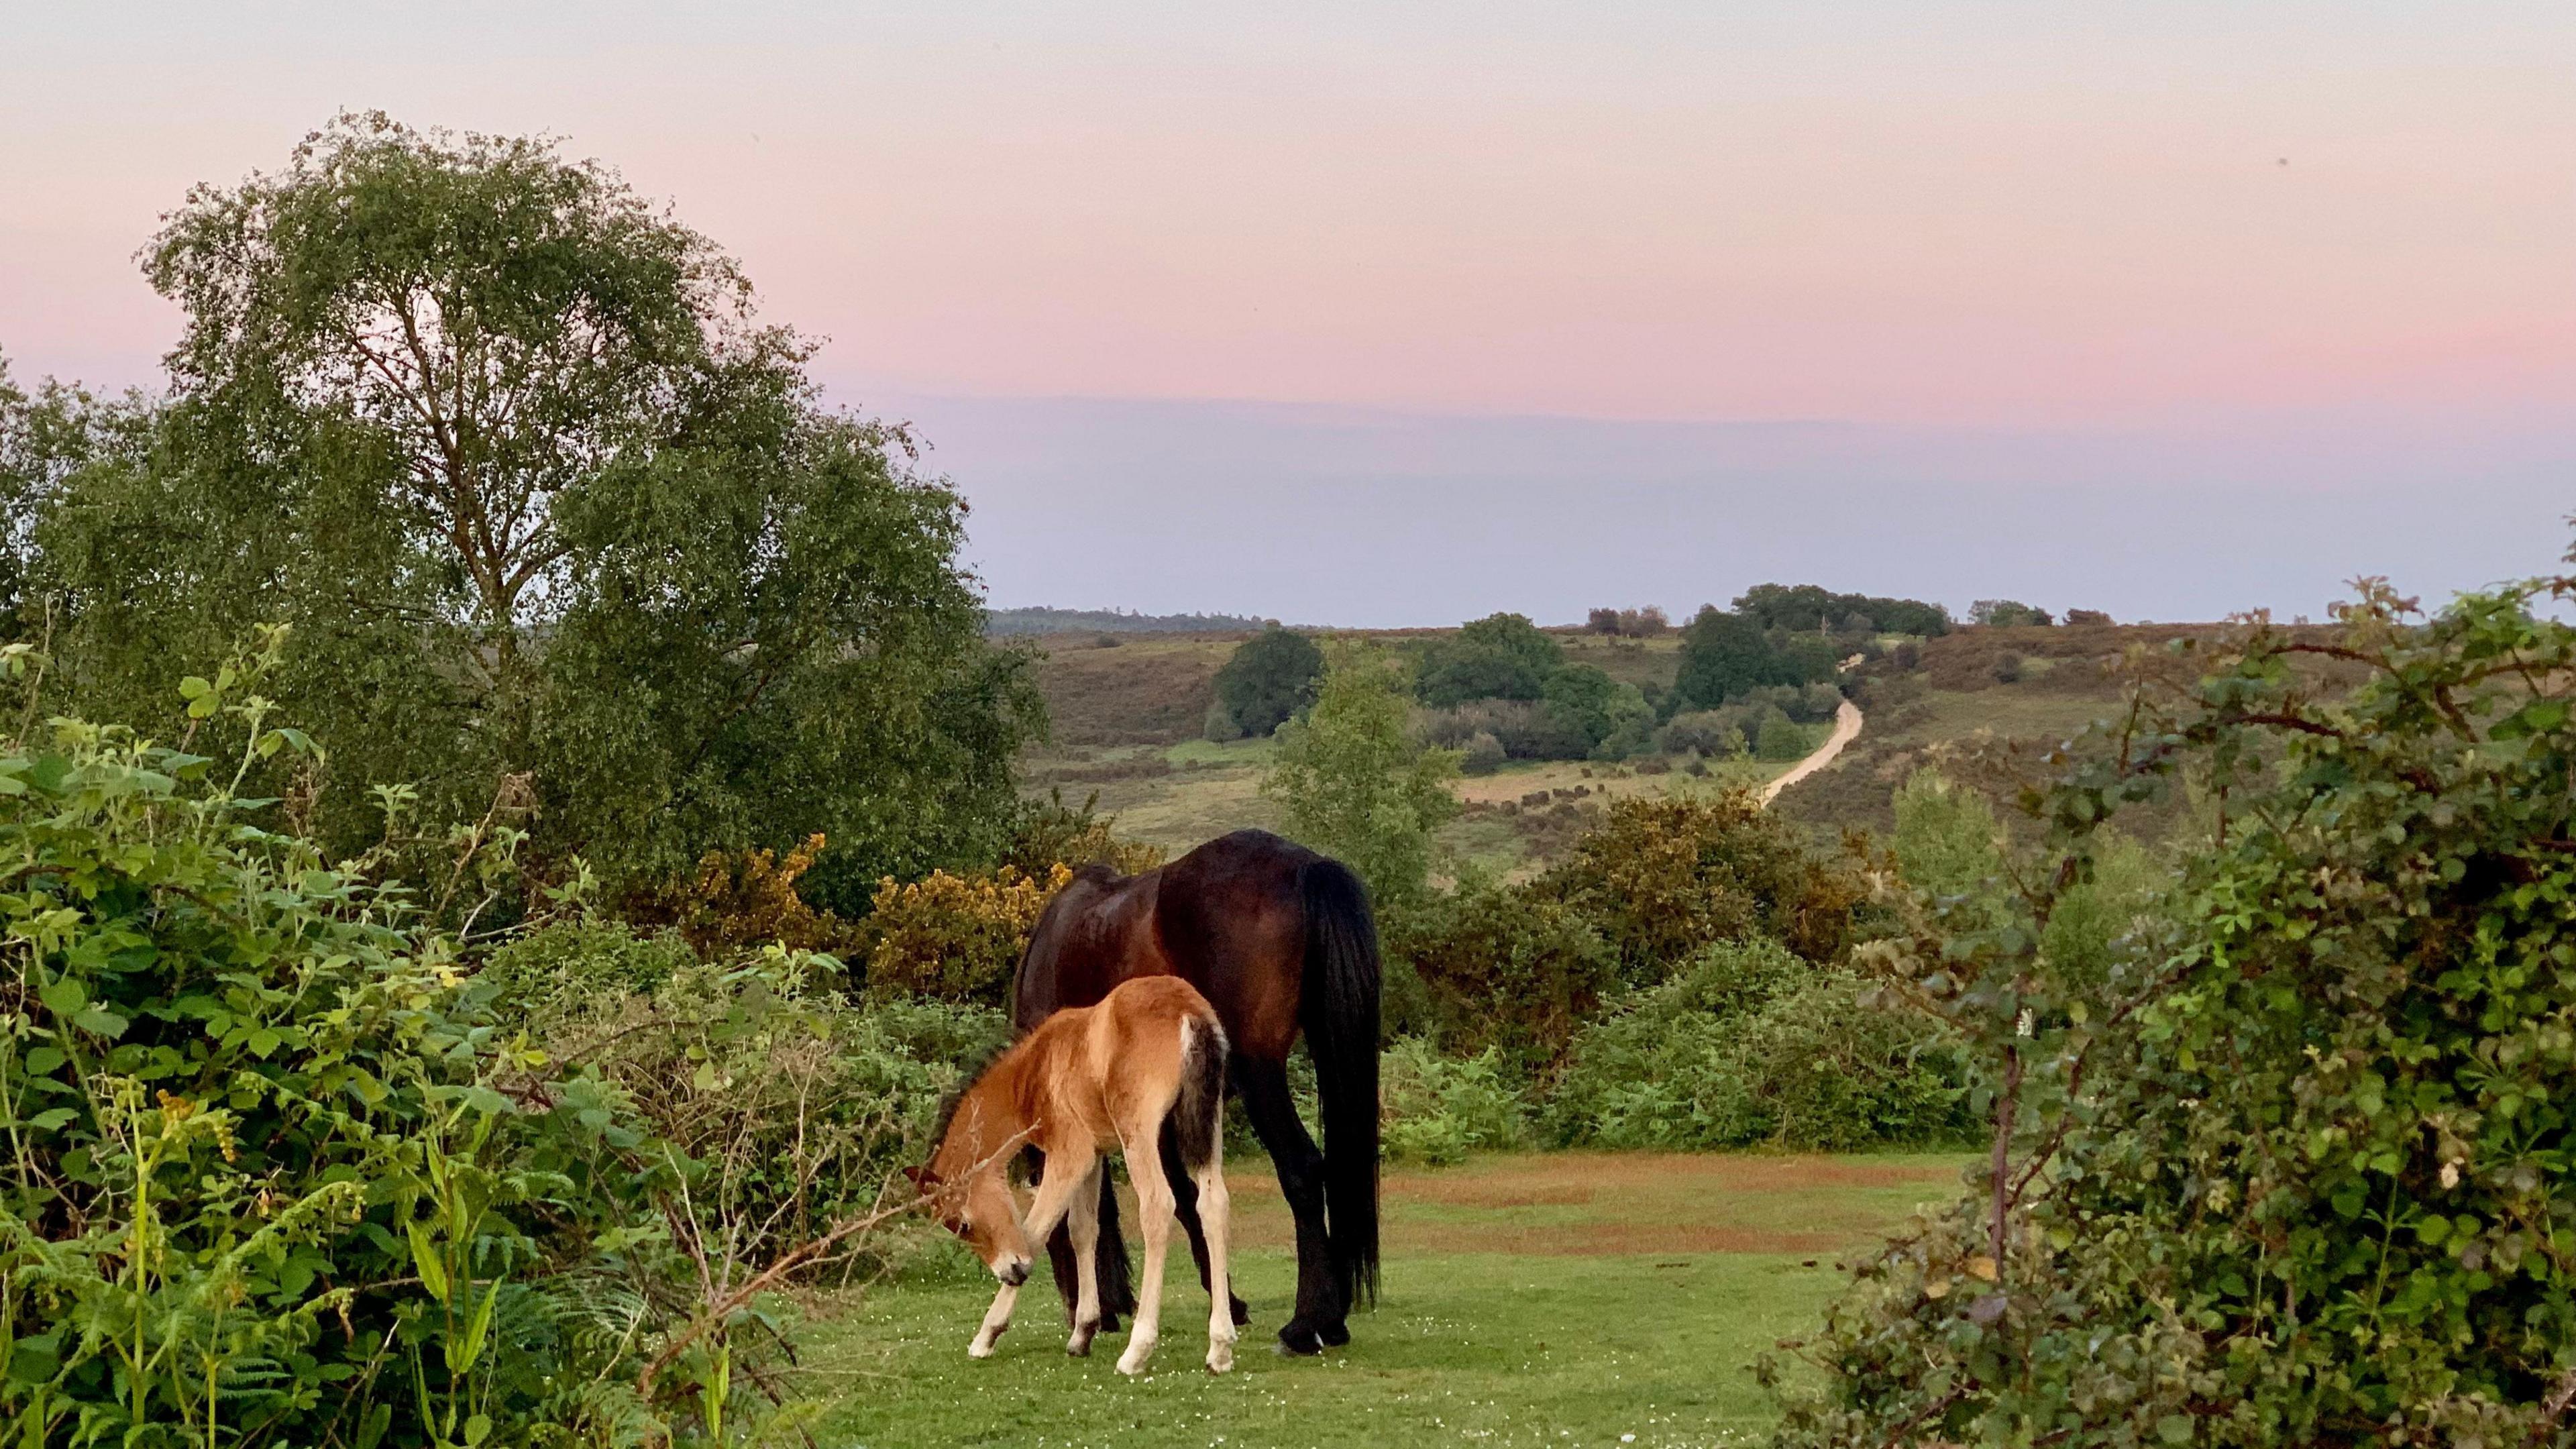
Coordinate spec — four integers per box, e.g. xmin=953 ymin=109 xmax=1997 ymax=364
xmin=1970 ymin=598 xmax=2053 ymax=627
xmin=1212 ymin=624 xmax=1324 ymax=735
xmin=38 ymin=113 xmax=1040 ymax=909
xmin=1416 ymin=611 xmax=1564 ymax=706
xmin=1735 ymin=582 xmax=1950 ymax=637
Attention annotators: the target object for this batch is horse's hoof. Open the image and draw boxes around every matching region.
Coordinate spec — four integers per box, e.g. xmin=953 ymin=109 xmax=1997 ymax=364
xmin=1117 ymin=1336 xmax=1157 ymax=1376
xmin=1317 ymin=1320 xmax=1350 ymax=1348
xmin=1229 ymin=1296 xmax=1251 ymax=1328
xmin=1208 ymin=1343 xmax=1236 ymax=1375
xmin=1275 ymin=1322 xmax=1324 ymax=1356
xmin=1068 ymin=1322 xmax=1098 ymax=1357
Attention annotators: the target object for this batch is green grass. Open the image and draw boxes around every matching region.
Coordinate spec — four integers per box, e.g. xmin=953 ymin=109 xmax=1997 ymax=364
xmin=798 ymin=1152 xmax=1967 ymax=1448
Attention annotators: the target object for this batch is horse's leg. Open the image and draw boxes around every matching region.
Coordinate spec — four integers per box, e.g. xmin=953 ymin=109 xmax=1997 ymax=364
xmin=969 ymin=1280 xmax=1020 ymax=1359
xmin=1032 ymin=1148 xmax=1083 ymax=1328
xmin=1042 ymin=1158 xmax=1131 ymax=1332
xmin=977 ymin=1143 xmax=1094 ymax=1360
xmin=1093 ymin=1169 xmax=1136 ymax=1326
xmin=1163 ymin=1126 xmax=1251 ymax=1327
xmin=1065 ymin=1161 xmax=1106 ymax=1356
xmin=1236 ymin=1056 xmax=1342 ymax=1355
xmin=1193 ymin=1146 xmax=1237 ymax=1374
xmin=1114 ymin=1130 xmax=1177 ymax=1376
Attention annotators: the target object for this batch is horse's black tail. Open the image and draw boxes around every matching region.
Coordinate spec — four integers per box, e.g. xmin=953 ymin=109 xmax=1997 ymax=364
xmin=1298 ymin=857 xmax=1381 ymax=1308
xmin=1172 ymin=1014 xmax=1229 ymax=1174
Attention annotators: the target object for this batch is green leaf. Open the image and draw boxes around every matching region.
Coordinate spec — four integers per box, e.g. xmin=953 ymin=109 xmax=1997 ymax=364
xmin=25 ymin=1109 xmax=76 ymax=1132
xmin=406 ymin=1222 xmax=449 ymax=1303
xmin=450 ymin=1282 xmax=499 ymax=1376
xmin=70 ymin=1006 xmax=128 ymax=1039
xmin=463 ymin=1413 xmax=492 ymax=1448
xmin=21 ymin=1046 xmax=64 ymax=1075
xmin=36 ymin=978 xmax=85 ymax=1018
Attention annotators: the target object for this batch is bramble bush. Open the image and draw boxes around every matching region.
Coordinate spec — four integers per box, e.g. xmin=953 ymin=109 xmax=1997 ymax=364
xmin=0 ymin=641 xmax=999 ymax=1446
xmin=1387 ymin=873 xmax=1615 ymax=1072
xmin=1544 ymin=940 xmax=1968 ymax=1151
xmin=1773 ymin=572 xmax=2576 ymax=1446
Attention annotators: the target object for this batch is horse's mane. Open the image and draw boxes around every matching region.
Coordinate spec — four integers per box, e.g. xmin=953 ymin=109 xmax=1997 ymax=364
xmin=928 ymin=1043 xmax=1010 ymax=1155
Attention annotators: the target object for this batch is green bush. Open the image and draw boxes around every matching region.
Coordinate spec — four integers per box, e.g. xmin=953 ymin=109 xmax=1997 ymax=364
xmin=1379 ymin=1039 xmax=1532 ymax=1166
xmin=1546 ymin=794 xmax=1859 ymax=980
xmin=1655 ymin=709 xmax=1746 ymax=758
xmin=1756 ymin=713 xmax=1811 ymax=760
xmin=1545 ymin=941 xmax=1967 ymax=1150
xmin=0 ymin=688 xmax=680 ymax=1444
xmin=526 ymin=926 xmax=1010 ymax=1267
xmin=1460 ymin=730 xmax=1508 ymax=775
xmin=1776 ymin=576 xmax=2576 ymax=1445
xmin=0 ymin=653 xmax=991 ymax=1445
xmin=1390 ymin=873 xmax=1615 ymax=1070
xmin=1417 ymin=699 xmax=1590 ymax=760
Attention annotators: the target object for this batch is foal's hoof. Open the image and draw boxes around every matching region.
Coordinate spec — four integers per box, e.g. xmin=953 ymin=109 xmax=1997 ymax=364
xmin=1067 ymin=1321 xmax=1099 ymax=1357
xmin=1275 ymin=1322 xmax=1324 ymax=1356
xmin=1316 ymin=1320 xmax=1351 ymax=1348
xmin=1207 ymin=1340 xmax=1236 ymax=1375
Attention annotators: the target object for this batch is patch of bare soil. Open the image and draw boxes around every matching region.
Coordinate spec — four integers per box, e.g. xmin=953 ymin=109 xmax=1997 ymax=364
xmin=1194 ymin=1151 xmax=1962 ymax=1257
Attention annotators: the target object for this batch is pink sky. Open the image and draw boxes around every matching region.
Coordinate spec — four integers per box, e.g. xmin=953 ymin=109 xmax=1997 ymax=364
xmin=5 ymin=3 xmax=2571 ymax=428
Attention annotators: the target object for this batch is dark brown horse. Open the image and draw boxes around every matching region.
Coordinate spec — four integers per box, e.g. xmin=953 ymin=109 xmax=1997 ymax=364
xmin=1012 ymin=828 xmax=1380 ymax=1356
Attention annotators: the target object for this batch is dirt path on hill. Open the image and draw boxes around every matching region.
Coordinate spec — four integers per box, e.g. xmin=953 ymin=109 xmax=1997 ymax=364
xmin=1760 ymin=696 xmax=1863 ymax=804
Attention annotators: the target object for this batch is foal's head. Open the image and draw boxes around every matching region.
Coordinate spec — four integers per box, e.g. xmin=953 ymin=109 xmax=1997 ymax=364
xmin=910 ymin=1087 xmax=1035 ymax=1286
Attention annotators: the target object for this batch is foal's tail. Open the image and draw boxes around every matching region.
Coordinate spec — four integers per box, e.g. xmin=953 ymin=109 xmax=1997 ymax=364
xmin=1299 ymin=858 xmax=1382 ymax=1308
xmin=1172 ymin=1011 xmax=1229 ymax=1174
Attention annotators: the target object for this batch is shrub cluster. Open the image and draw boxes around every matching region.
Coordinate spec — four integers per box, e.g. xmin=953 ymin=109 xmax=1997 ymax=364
xmin=1407 ymin=614 xmax=1654 ymax=761
xmin=1546 ymin=941 xmax=1967 ymax=1150
xmin=863 ymin=863 xmax=1074 ymax=1003
xmin=1774 ymin=578 xmax=2576 ymax=1444
xmin=0 ymin=682 xmax=1006 ymax=1444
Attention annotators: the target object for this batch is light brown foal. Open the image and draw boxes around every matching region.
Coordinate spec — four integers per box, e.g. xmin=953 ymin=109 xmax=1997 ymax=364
xmin=910 ymin=975 xmax=1236 ymax=1375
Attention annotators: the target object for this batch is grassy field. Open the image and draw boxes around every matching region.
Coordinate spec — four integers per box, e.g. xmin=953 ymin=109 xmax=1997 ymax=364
xmin=801 ymin=1151 xmax=1966 ymax=1448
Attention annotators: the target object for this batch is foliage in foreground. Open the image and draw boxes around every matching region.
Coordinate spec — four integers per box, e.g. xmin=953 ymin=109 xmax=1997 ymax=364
xmin=0 ymin=670 xmax=989 ymax=1446
xmin=1775 ymin=575 xmax=2576 ymax=1446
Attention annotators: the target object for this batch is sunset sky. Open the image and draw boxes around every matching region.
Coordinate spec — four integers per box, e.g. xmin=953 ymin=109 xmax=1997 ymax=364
xmin=4 ymin=3 xmax=2570 ymax=623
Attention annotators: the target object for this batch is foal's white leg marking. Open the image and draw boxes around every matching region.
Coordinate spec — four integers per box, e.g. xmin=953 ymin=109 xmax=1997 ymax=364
xmin=1197 ymin=1157 xmax=1236 ymax=1374
xmin=969 ymin=1283 xmax=1018 ymax=1358
xmin=1117 ymin=1133 xmax=1175 ymax=1376
xmin=1067 ymin=1162 xmax=1105 ymax=1356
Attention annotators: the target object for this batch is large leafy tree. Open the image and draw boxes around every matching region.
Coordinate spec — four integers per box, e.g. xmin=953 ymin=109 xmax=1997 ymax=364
xmin=38 ymin=113 xmax=1040 ymax=909
xmin=1212 ymin=623 xmax=1324 ymax=736
xmin=1415 ymin=611 xmax=1564 ymax=708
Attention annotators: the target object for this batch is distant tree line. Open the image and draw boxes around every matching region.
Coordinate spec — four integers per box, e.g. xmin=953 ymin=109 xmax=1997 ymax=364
xmin=985 ymin=604 xmax=1272 ymax=637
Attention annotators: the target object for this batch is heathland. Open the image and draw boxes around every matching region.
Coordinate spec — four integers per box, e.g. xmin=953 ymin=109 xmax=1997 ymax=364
xmin=10 ymin=107 xmax=2573 ymax=1449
